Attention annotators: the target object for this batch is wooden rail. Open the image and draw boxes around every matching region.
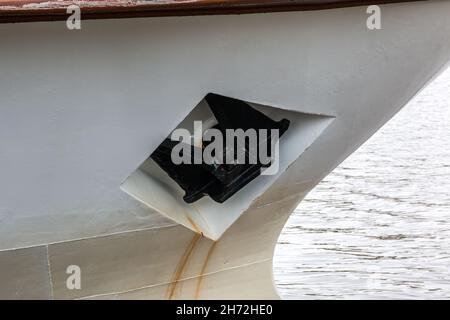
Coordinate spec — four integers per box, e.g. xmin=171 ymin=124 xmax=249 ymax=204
xmin=0 ymin=0 xmax=425 ymax=23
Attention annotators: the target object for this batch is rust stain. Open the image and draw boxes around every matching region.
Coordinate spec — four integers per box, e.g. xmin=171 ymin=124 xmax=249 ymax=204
xmin=166 ymin=233 xmax=201 ymax=300
xmin=194 ymin=240 xmax=218 ymax=300
xmin=186 ymin=215 xmax=201 ymax=235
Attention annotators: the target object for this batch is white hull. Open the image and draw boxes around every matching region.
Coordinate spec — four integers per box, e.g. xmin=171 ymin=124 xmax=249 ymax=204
xmin=1 ymin=1 xmax=450 ymax=299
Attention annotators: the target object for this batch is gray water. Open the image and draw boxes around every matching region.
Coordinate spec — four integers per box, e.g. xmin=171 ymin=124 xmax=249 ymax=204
xmin=274 ymin=66 xmax=450 ymax=299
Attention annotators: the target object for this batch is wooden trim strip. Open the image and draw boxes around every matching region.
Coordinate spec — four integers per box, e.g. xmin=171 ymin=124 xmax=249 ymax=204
xmin=0 ymin=0 xmax=426 ymax=24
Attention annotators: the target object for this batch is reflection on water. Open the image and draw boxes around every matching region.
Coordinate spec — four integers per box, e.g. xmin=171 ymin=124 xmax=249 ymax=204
xmin=274 ymin=67 xmax=450 ymax=299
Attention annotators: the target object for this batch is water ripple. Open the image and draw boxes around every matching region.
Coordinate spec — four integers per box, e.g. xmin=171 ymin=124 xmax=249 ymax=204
xmin=274 ymin=67 xmax=450 ymax=299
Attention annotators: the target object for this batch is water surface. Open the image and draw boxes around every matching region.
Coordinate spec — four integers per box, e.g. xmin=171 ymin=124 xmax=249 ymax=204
xmin=274 ymin=67 xmax=450 ymax=299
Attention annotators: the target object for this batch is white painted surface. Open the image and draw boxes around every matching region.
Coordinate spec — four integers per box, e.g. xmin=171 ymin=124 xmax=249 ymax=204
xmin=1 ymin=0 xmax=450 ymax=299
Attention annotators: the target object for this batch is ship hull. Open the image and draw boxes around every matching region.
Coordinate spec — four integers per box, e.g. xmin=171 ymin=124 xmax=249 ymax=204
xmin=1 ymin=1 xmax=450 ymax=299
